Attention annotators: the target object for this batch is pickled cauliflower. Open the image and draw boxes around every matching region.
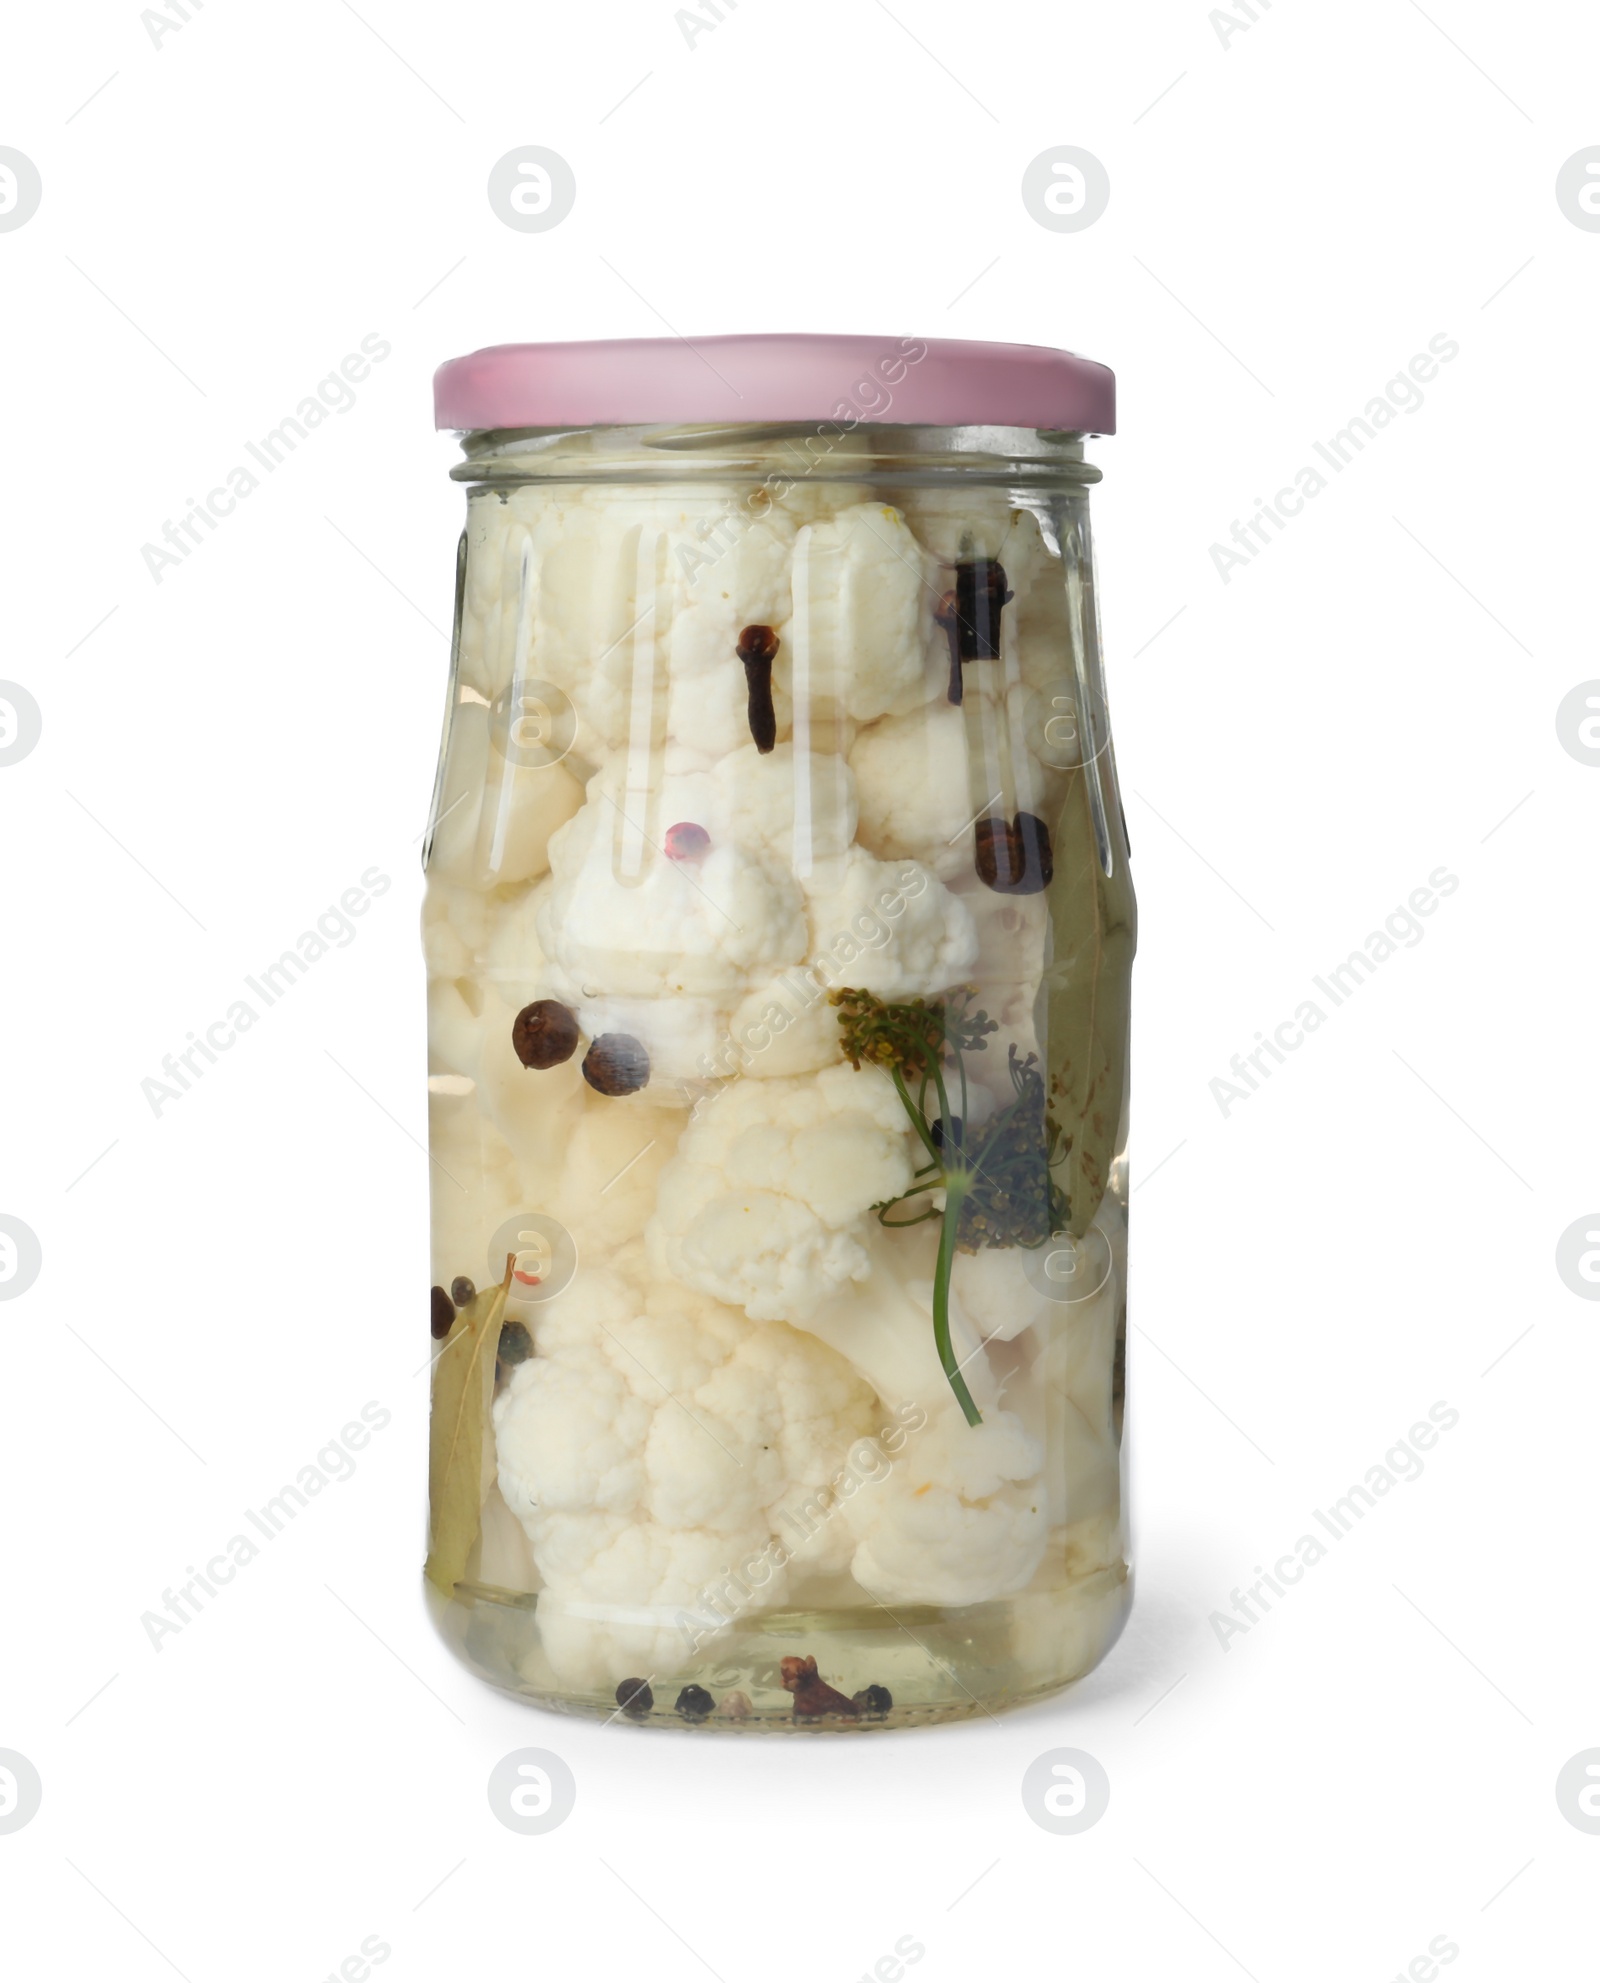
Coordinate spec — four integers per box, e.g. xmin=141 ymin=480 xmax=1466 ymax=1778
xmin=538 ymin=767 xmax=807 ymax=999
xmin=646 ymin=1063 xmax=915 ymax=1324
xmin=494 ymin=1252 xmax=880 ymax=1682
xmin=845 ymin=1410 xmax=1047 ymax=1605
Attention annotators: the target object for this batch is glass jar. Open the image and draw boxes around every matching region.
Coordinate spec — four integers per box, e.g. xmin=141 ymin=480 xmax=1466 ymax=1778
xmin=421 ymin=336 xmax=1134 ymax=1729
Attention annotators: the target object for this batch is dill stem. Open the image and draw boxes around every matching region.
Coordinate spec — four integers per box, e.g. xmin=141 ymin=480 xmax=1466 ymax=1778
xmin=929 ymin=1057 xmax=956 ymax=1146
xmin=892 ymin=1065 xmax=941 ymax=1164
xmin=933 ymin=1171 xmax=982 ymax=1426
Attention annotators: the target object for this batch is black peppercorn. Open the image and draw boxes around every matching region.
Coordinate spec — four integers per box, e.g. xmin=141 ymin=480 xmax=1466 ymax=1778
xmin=429 ymin=1285 xmax=454 ymax=1339
xmin=512 ymin=999 xmax=580 ymax=1070
xmin=583 ymin=1033 xmax=651 ymax=1096
xmin=931 ymin=1116 xmax=964 ymax=1152
xmin=736 ymin=624 xmax=779 ymax=754
xmin=852 ymin=1684 xmax=893 ymax=1716
xmin=497 ymin=1319 xmax=533 ymax=1368
xmin=450 ymin=1275 xmax=476 ymax=1307
xmin=675 ymin=1683 xmax=715 ymax=1723
xmin=615 ymin=1677 xmax=654 ymax=1718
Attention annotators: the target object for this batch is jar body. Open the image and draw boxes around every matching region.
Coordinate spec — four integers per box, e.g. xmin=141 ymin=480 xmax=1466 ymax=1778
xmin=422 ymin=423 xmax=1134 ymax=1728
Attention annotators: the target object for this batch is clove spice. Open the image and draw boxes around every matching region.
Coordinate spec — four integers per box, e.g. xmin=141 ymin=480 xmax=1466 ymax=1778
xmin=736 ymin=623 xmax=779 ymax=753
xmin=938 ymin=560 xmax=1013 ymax=704
xmin=779 ymin=1653 xmax=860 ymax=1719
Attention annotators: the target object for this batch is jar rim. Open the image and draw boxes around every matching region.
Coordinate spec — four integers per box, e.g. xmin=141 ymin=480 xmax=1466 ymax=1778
xmin=447 ymin=422 xmax=1103 ymax=489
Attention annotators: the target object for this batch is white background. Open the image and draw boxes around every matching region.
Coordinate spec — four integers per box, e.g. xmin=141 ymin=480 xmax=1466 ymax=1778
xmin=2 ymin=1 xmax=1596 ymax=1977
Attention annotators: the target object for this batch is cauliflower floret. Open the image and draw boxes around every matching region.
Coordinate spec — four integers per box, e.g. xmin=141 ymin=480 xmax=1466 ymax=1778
xmin=950 ymin=1213 xmax=1123 ymax=1533
xmin=550 ymin=1096 xmax=681 ymax=1253
xmin=724 ymin=972 xmax=842 ymax=1078
xmin=466 ymin=485 xmax=824 ymax=762
xmin=774 ymin=1226 xmax=1050 ymax=1605
xmin=849 ymin=701 xmax=975 ymax=879
xmin=667 ymin=510 xmax=798 ymax=679
xmin=664 ymin=1190 xmax=871 ymax=1322
xmin=844 ymin=1408 xmax=1048 ymax=1605
xmin=794 ymin=504 xmax=943 ymax=725
xmin=499 ymin=1347 xmax=652 ymax=1522
xmin=533 ymin=1521 xmax=780 ymax=1686
xmin=646 ymin=1064 xmax=914 ymax=1324
xmin=538 ymin=768 xmax=807 ymax=1000
xmin=893 ymin=486 xmax=1021 ymax=566
xmin=791 ymin=1225 xmax=997 ymax=1418
xmin=712 ymin=741 xmax=857 ymax=872
xmin=950 ymin=1243 xmax=1055 ymax=1346
xmin=518 ymin=494 xmax=692 ymax=762
xmin=663 ymin=511 xmax=800 ymax=760
xmin=803 ymin=847 xmax=977 ymax=998
xmin=494 ymin=1261 xmax=880 ymax=1684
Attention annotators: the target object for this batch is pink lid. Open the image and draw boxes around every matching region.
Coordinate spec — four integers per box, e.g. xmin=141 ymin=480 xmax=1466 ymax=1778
xmin=433 ymin=334 xmax=1114 ymax=436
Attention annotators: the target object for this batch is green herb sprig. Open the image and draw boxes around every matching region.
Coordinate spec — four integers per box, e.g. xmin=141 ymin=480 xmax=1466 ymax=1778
xmin=831 ymin=988 xmax=1069 ymax=1427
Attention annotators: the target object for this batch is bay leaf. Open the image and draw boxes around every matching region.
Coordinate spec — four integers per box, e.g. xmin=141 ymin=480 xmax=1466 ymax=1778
xmin=425 ymin=1256 xmax=513 ymax=1598
xmin=1042 ymin=759 xmax=1136 ymax=1236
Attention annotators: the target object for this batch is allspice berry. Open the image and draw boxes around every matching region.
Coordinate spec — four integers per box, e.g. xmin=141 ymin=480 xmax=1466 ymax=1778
xmin=512 ymin=998 xmax=580 ymax=1070
xmin=582 ymin=1033 xmax=650 ymax=1096
xmin=975 ymin=811 xmax=1054 ymax=896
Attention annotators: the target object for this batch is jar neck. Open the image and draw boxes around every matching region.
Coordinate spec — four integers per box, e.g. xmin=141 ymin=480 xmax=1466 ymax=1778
xmin=448 ymin=422 xmax=1102 ymax=491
